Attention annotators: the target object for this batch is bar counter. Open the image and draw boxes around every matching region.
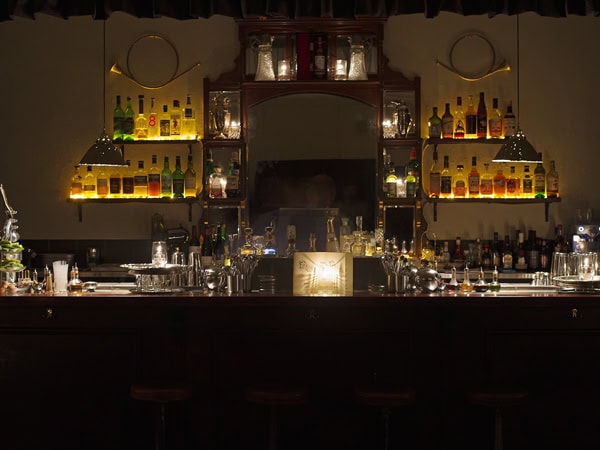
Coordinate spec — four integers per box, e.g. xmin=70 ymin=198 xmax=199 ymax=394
xmin=1 ymin=290 xmax=599 ymax=450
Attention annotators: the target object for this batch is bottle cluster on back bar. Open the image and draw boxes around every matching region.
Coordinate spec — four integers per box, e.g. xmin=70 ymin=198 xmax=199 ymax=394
xmin=113 ymin=94 xmax=198 ymax=141
xmin=427 ymin=92 xmax=516 ymax=139
xmin=427 ymin=153 xmax=559 ymax=199
xmin=69 ymin=151 xmax=198 ymax=199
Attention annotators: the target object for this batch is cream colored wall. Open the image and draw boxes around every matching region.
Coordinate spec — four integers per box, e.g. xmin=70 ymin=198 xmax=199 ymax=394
xmin=0 ymin=12 xmax=597 ymax=242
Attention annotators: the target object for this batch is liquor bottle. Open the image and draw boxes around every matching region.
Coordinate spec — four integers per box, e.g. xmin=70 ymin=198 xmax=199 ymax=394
xmin=428 ymin=148 xmax=441 ymax=198
xmin=213 ymin=224 xmax=225 ymax=266
xmin=67 ymin=263 xmax=83 ymax=294
xmin=123 ymin=96 xmax=135 ymax=141
xmin=181 ymin=94 xmax=197 ymax=140
xmin=109 ymin=166 xmax=121 ymax=198
xmin=526 ymin=230 xmax=539 ymax=271
xmin=515 ymin=231 xmax=527 ymax=270
xmin=184 ymin=152 xmax=197 ymax=198
xmin=133 ymin=160 xmax=148 ymax=198
xmin=440 ymin=241 xmax=451 ymax=267
xmin=488 ymin=97 xmax=503 ymax=138
xmin=441 ymin=103 xmax=454 ymax=139
xmin=160 ymin=104 xmax=170 ymax=137
xmin=467 ymin=156 xmax=480 ymax=198
xmin=201 ymin=224 xmax=214 ymax=267
xmin=225 ymin=150 xmax=241 ymax=198
xmin=240 ymin=227 xmax=256 ymax=255
xmin=172 ymin=155 xmax=185 ymax=198
xmin=546 ymin=160 xmax=559 ymax=198
xmin=134 ymin=94 xmax=148 ymax=140
xmin=326 ymin=216 xmax=340 ymax=252
xmin=96 ymin=168 xmax=109 ymax=198
xmin=453 ymin=165 xmax=467 ymax=198
xmin=503 ymin=102 xmax=517 ymax=137
xmin=382 ymin=153 xmax=391 ymax=196
xmin=385 ymin=159 xmax=398 ymax=198
xmin=170 ymin=99 xmax=182 ymax=137
xmin=453 ymin=96 xmax=465 ymax=138
xmin=506 ymin=166 xmax=520 ymax=198
xmin=440 ymin=155 xmax=452 ymax=198
xmin=453 ymin=236 xmax=465 ymax=267
xmin=161 ymin=156 xmax=172 ymax=198
xmin=481 ymin=242 xmax=492 ymax=270
xmin=493 ymin=165 xmax=507 ymax=198
xmin=405 ymin=148 xmax=419 ymax=198
xmin=313 ymin=34 xmax=326 ymax=79
xmin=147 ymin=97 xmax=159 ymax=139
xmin=70 ymin=166 xmax=83 ymax=198
xmin=147 ymin=154 xmax=161 ymax=198
xmin=479 ymin=163 xmax=494 ymax=198
xmin=427 ymin=106 xmax=442 ymax=139
xmin=309 ymin=232 xmax=318 ymax=252
xmin=502 ymin=235 xmax=514 ymax=272
xmin=489 ymin=266 xmax=501 ymax=292
xmin=113 ymin=95 xmax=125 ymax=141
xmin=534 ymin=153 xmax=546 ymax=198
xmin=263 ymin=225 xmax=277 ymax=256
xmin=491 ymin=232 xmax=501 ymax=269
xmin=460 ymin=266 xmax=473 ymax=292
xmin=447 ymin=266 xmax=459 ymax=291
xmin=539 ymin=239 xmax=551 ymax=271
xmin=465 ymin=95 xmax=477 ymax=138
xmin=83 ymin=166 xmax=96 ymax=198
xmin=476 ymin=92 xmax=487 ymax=138
xmin=521 ymin=165 xmax=533 ymax=198
xmin=122 ymin=160 xmax=135 ymax=198
xmin=209 ymin=165 xmax=226 ymax=198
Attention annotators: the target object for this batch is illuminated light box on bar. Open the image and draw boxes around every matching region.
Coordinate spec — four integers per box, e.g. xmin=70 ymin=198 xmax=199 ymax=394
xmin=293 ymin=252 xmax=353 ymax=296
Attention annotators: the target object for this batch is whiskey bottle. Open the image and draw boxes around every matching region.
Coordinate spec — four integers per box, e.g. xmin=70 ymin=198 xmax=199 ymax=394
xmin=441 ymin=103 xmax=454 ymax=139
xmin=453 ymin=96 xmax=465 ymax=138
xmin=428 ymin=148 xmax=441 ymax=198
xmin=147 ymin=154 xmax=161 ymax=198
xmin=122 ymin=160 xmax=135 ymax=198
xmin=488 ymin=97 xmax=503 ymax=138
xmin=465 ymin=95 xmax=477 ymax=138
xmin=70 ymin=166 xmax=83 ymax=198
xmin=123 ymin=96 xmax=135 ymax=141
xmin=453 ymin=165 xmax=467 ymax=198
xmin=493 ymin=165 xmax=507 ymax=198
xmin=385 ymin=160 xmax=398 ymax=198
xmin=479 ymin=163 xmax=494 ymax=198
xmin=134 ymin=94 xmax=148 ymax=140
xmin=428 ymin=106 xmax=442 ymax=139
xmin=506 ymin=166 xmax=520 ymax=198
xmin=546 ymin=160 xmax=559 ymax=198
xmin=172 ymin=155 xmax=185 ymax=198
xmin=159 ymin=104 xmax=170 ymax=137
xmin=181 ymin=94 xmax=197 ymax=140
xmin=502 ymin=235 xmax=514 ymax=272
xmin=184 ymin=152 xmax=197 ymax=198
xmin=208 ymin=165 xmax=226 ymax=198
xmin=440 ymin=155 xmax=452 ymax=198
xmin=534 ymin=153 xmax=546 ymax=198
xmin=147 ymin=97 xmax=159 ymax=140
xmin=476 ymin=92 xmax=487 ymax=138
xmin=133 ymin=160 xmax=148 ymax=198
xmin=313 ymin=34 xmax=327 ymax=80
xmin=161 ymin=156 xmax=172 ymax=198
xmin=467 ymin=156 xmax=480 ymax=198
xmin=521 ymin=165 xmax=533 ymax=198
xmin=83 ymin=166 xmax=96 ymax=198
xmin=109 ymin=166 xmax=121 ymax=198
xmin=225 ymin=150 xmax=241 ymax=198
xmin=96 ymin=167 xmax=109 ymax=198
xmin=503 ymin=102 xmax=517 ymax=137
xmin=113 ymin=95 xmax=124 ymax=141
xmin=170 ymin=99 xmax=182 ymax=137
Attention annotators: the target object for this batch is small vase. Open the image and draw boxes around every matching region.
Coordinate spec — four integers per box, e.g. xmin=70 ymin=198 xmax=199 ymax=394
xmin=348 ymin=44 xmax=368 ymax=81
xmin=255 ymin=43 xmax=276 ymax=81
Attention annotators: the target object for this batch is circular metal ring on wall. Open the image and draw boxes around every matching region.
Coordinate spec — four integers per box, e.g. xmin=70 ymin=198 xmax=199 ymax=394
xmin=449 ymin=33 xmax=496 ymax=80
xmin=126 ymin=35 xmax=180 ymax=89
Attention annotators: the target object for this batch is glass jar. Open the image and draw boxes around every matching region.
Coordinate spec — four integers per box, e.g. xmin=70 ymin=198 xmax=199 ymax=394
xmin=348 ymin=44 xmax=368 ymax=80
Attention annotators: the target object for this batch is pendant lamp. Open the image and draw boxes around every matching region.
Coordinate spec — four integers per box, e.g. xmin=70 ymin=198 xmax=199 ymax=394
xmin=492 ymin=14 xmax=540 ymax=163
xmin=79 ymin=20 xmax=126 ymax=167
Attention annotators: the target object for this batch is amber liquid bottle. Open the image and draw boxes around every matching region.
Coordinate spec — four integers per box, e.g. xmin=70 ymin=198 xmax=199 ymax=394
xmin=465 ymin=95 xmax=477 ymax=138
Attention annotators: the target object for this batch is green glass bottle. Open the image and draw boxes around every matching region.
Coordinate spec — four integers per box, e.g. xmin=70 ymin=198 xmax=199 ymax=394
xmin=161 ymin=156 xmax=172 ymax=198
xmin=534 ymin=153 xmax=546 ymax=198
xmin=172 ymin=155 xmax=185 ymax=198
xmin=123 ymin=96 xmax=135 ymax=141
xmin=112 ymin=95 xmax=125 ymax=141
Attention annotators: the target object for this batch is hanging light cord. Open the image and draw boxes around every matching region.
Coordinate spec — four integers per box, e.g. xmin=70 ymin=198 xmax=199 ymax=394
xmin=102 ymin=19 xmax=107 ymax=130
xmin=516 ymin=14 xmax=520 ymax=128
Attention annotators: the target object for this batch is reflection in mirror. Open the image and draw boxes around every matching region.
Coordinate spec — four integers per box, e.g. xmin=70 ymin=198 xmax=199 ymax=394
xmin=384 ymin=206 xmax=415 ymax=248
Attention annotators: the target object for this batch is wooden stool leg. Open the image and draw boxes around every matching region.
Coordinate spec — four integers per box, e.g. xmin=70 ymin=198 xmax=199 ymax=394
xmin=494 ymin=407 xmax=503 ymax=450
xmin=268 ymin=405 xmax=278 ymax=450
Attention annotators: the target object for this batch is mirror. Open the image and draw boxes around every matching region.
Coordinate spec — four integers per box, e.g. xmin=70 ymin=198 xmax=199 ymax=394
xmin=246 ymin=93 xmax=414 ymax=252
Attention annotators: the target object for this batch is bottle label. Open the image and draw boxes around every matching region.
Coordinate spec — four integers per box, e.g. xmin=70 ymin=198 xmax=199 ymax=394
xmin=122 ymin=177 xmax=134 ymax=194
xmin=429 ymin=172 xmax=441 ymax=196
xmin=71 ymin=182 xmax=82 ymax=195
xmin=173 ymin=179 xmax=184 ymax=196
xmin=226 ymin=175 xmax=239 ymax=190
xmin=454 ymin=180 xmax=466 ymax=197
xmin=161 ymin=175 xmax=172 ymax=195
xmin=547 ymin=176 xmax=559 ymax=196
xmin=97 ymin=178 xmax=109 ymax=196
xmin=171 ymin=113 xmax=181 ymax=135
xmin=468 ymin=175 xmax=480 ymax=195
xmin=441 ymin=176 xmax=452 ymax=194
xmin=466 ymin=115 xmax=477 ymax=135
xmin=454 ymin=120 xmax=465 ymax=138
xmin=489 ymin=118 xmax=503 ymax=137
xmin=109 ymin=177 xmax=121 ymax=194
xmin=442 ymin=118 xmax=453 ymax=138
xmin=480 ymin=179 xmax=493 ymax=195
xmin=160 ymin=119 xmax=170 ymax=136
xmin=534 ymin=174 xmax=545 ymax=194
xmin=122 ymin=117 xmax=134 ymax=135
xmin=134 ymin=175 xmax=147 ymax=187
xmin=522 ymin=178 xmax=533 ymax=194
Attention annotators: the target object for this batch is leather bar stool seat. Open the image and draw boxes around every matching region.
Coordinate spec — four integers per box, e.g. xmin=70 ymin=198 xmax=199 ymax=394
xmin=130 ymin=382 xmax=193 ymax=450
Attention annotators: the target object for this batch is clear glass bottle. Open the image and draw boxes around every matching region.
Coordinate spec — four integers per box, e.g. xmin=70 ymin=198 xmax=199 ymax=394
xmin=159 ymin=104 xmax=170 ymax=137
xmin=285 ymin=225 xmax=297 ymax=257
xmin=308 ymin=232 xmax=317 ymax=252
xmin=493 ymin=165 xmax=507 ymax=198
xmin=467 ymin=156 xmax=480 ymax=198
xmin=488 ymin=97 xmax=503 ymax=138
xmin=405 ymin=148 xmax=419 ymax=198
xmin=263 ymin=226 xmax=277 ymax=256
xmin=474 ymin=267 xmax=489 ymax=292
xmin=147 ymin=97 xmax=160 ymax=140
xmin=67 ymin=263 xmax=83 ymax=294
xmin=428 ymin=148 xmax=441 ymax=198
xmin=184 ymin=152 xmax=197 ymax=198
xmin=521 ymin=165 xmax=533 ymax=198
xmin=441 ymin=102 xmax=454 ymax=139
xmin=170 ymin=99 xmax=182 ymax=137
xmin=465 ymin=95 xmax=477 ymax=138
xmin=460 ymin=266 xmax=473 ymax=292
xmin=134 ymin=94 xmax=148 ymax=140
xmin=453 ymin=96 xmax=465 ymax=138
xmin=506 ymin=165 xmax=521 ymax=198
xmin=208 ymin=165 xmax=226 ymax=198
xmin=122 ymin=160 xmax=135 ymax=198
xmin=479 ymin=163 xmax=494 ymax=198
xmin=339 ymin=217 xmax=352 ymax=252
xmin=70 ymin=166 xmax=83 ymax=198
xmin=147 ymin=154 xmax=161 ymax=198
xmin=109 ymin=166 xmax=121 ymax=198
xmin=489 ymin=266 xmax=501 ymax=292
xmin=181 ymin=94 xmax=197 ymax=140
xmin=385 ymin=159 xmax=398 ymax=198
xmin=546 ymin=160 xmax=559 ymax=198
xmin=133 ymin=160 xmax=148 ymax=198
xmin=440 ymin=155 xmax=452 ymax=198
xmin=428 ymin=106 xmax=442 ymax=139
xmin=83 ymin=166 xmax=96 ymax=198
xmin=447 ymin=266 xmax=459 ymax=291
xmin=502 ymin=102 xmax=517 ymax=137
xmin=96 ymin=167 xmax=109 ymax=198
xmin=453 ymin=165 xmax=467 ymax=198
xmin=240 ymin=227 xmax=256 ymax=255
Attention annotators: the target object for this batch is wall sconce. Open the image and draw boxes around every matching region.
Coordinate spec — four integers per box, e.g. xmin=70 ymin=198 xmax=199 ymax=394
xmin=293 ymin=252 xmax=353 ymax=296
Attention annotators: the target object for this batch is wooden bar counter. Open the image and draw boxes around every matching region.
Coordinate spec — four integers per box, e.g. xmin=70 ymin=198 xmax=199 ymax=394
xmin=0 ymin=290 xmax=599 ymax=450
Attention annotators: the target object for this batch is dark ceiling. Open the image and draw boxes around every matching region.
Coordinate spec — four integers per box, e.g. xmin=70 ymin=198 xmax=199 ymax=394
xmin=1 ymin=0 xmax=599 ymax=21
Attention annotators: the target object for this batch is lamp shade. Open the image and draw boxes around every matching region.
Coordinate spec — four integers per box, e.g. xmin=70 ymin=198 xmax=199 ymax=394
xmin=79 ymin=129 xmax=127 ymax=167
xmin=492 ymin=128 xmax=540 ymax=163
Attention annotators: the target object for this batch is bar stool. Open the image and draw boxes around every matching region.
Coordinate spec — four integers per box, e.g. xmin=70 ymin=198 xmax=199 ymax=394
xmin=354 ymin=387 xmax=417 ymax=450
xmin=246 ymin=386 xmax=308 ymax=450
xmin=130 ymin=381 xmax=193 ymax=450
xmin=467 ymin=389 xmax=528 ymax=450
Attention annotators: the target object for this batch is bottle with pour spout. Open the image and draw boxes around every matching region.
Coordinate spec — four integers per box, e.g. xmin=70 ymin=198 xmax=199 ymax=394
xmin=326 ymin=216 xmax=340 ymax=252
